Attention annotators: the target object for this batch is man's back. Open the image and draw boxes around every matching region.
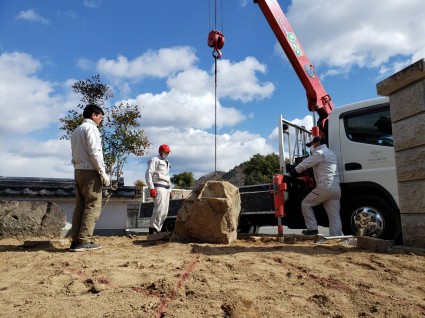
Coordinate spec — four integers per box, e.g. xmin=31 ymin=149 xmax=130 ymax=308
xmin=312 ymin=145 xmax=339 ymax=188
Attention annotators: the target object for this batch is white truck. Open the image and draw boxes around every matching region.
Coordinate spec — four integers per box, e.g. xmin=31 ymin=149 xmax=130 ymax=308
xmin=276 ymin=97 xmax=401 ymax=241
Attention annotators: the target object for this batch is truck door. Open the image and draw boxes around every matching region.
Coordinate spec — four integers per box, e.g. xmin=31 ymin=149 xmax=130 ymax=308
xmin=338 ymin=103 xmax=399 ymax=204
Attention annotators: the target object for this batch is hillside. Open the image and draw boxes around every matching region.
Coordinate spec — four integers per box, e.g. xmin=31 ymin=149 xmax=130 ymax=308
xmin=195 ymin=162 xmax=247 ymax=188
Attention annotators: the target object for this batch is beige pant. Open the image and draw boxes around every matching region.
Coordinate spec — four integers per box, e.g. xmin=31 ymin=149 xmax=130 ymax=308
xmin=301 ymin=186 xmax=342 ymax=236
xmin=149 ymin=186 xmax=170 ymax=232
xmin=70 ymin=169 xmax=103 ymax=244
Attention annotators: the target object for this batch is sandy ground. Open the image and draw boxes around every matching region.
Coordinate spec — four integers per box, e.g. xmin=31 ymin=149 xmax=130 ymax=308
xmin=1 ymin=234 xmax=424 ymax=318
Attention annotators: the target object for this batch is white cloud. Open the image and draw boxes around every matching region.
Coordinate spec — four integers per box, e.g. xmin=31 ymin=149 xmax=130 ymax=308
xmin=0 ymin=52 xmax=67 ymax=135
xmin=113 ymin=54 xmax=275 ymax=133
xmin=283 ymin=0 xmax=425 ymax=77
xmin=10 ymin=138 xmax=71 ymax=159
xmin=127 ymin=126 xmax=275 ymax=184
xmin=97 ymin=51 xmax=274 ymax=104
xmin=0 ymin=138 xmax=73 ymax=178
xmin=57 ymin=10 xmax=78 ymax=20
xmin=0 ymin=52 xmax=80 ymax=179
xmin=216 ymin=57 xmax=275 ymax=102
xmin=239 ymin=0 xmax=248 ymax=7
xmin=77 ymin=58 xmax=95 ymax=71
xmin=16 ymin=9 xmax=49 ymax=24
xmin=130 ymin=90 xmax=245 ymax=130
xmin=97 ymin=46 xmax=198 ymax=79
xmin=166 ymin=56 xmax=275 ymax=102
xmin=83 ymin=0 xmax=102 ymax=9
xmin=166 ymin=68 xmax=210 ymax=95
xmin=140 ymin=91 xmax=211 ymax=128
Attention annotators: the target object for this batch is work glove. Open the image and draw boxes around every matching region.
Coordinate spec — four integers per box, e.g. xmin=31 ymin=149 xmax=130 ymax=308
xmin=149 ymin=189 xmax=157 ymax=198
xmin=288 ymin=168 xmax=298 ymax=177
xmin=101 ymin=173 xmax=111 ymax=187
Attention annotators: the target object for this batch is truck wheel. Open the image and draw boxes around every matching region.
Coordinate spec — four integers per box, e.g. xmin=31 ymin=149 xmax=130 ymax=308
xmin=341 ymin=195 xmax=401 ymax=241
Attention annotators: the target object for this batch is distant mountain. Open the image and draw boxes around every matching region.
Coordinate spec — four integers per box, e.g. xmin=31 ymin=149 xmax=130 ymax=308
xmin=194 ymin=153 xmax=280 ymax=188
xmin=221 ymin=162 xmax=247 ymax=187
xmin=195 ymin=162 xmax=247 ymax=187
xmin=194 ymin=171 xmax=226 ymax=187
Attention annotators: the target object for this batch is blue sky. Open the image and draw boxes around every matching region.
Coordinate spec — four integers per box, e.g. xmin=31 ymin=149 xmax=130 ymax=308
xmin=1 ymin=0 xmax=424 ymax=186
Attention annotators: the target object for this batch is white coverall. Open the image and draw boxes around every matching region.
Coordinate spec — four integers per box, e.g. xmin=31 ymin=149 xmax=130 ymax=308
xmin=145 ymin=155 xmax=171 ymax=232
xmin=294 ymin=144 xmax=342 ymax=236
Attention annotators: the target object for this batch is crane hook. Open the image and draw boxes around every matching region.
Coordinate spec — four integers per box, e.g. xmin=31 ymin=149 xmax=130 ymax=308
xmin=208 ymin=29 xmax=225 ymax=59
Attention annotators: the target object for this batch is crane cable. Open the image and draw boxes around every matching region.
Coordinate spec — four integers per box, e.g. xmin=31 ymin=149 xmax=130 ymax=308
xmin=214 ymin=56 xmax=218 ymax=174
xmin=208 ymin=0 xmax=225 ymax=175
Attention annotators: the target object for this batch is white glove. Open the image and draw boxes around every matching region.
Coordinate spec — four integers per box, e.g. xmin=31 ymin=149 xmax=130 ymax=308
xmin=101 ymin=173 xmax=111 ymax=187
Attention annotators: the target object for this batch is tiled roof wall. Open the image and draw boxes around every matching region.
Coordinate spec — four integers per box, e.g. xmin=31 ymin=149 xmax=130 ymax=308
xmin=0 ymin=177 xmax=135 ymax=198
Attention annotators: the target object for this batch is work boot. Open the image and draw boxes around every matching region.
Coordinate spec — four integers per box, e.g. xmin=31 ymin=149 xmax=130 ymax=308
xmin=301 ymin=229 xmax=319 ymax=235
xmin=149 ymin=227 xmax=158 ymax=235
xmin=70 ymin=242 xmax=102 ymax=252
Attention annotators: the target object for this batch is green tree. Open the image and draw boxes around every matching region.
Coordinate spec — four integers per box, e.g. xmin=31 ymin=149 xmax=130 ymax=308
xmin=59 ymin=75 xmax=150 ymax=181
xmin=171 ymin=171 xmax=195 ymax=189
xmin=243 ymin=153 xmax=280 ymax=185
xmin=59 ymin=75 xmax=113 ymax=140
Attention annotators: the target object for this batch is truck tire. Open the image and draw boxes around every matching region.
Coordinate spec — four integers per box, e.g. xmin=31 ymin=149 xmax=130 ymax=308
xmin=341 ymin=195 xmax=401 ymax=241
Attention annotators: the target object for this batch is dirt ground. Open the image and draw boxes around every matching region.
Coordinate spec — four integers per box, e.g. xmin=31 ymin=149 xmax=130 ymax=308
xmin=0 ymin=234 xmax=424 ymax=318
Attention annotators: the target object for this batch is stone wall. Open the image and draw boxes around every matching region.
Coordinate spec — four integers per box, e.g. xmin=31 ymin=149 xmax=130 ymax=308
xmin=0 ymin=200 xmax=66 ymax=237
xmin=377 ymin=59 xmax=425 ymax=247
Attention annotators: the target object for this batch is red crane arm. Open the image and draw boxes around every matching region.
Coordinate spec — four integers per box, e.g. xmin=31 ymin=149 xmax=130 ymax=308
xmin=254 ymin=0 xmax=333 ymax=127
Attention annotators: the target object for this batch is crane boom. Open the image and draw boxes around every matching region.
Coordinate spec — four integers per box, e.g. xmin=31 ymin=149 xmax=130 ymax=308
xmin=254 ymin=0 xmax=333 ymax=131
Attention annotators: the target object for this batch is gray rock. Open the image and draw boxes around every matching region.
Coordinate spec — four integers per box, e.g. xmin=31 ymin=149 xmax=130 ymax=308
xmin=0 ymin=200 xmax=66 ymax=237
xmin=171 ymin=181 xmax=241 ymax=244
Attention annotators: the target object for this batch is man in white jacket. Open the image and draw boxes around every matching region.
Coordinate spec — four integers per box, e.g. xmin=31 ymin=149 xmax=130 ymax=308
xmin=289 ymin=136 xmax=342 ymax=236
xmin=69 ymin=104 xmax=110 ymax=252
xmin=145 ymin=144 xmax=172 ymax=235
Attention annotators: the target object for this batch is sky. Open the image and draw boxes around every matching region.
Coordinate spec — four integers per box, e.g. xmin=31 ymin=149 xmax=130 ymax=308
xmin=1 ymin=0 xmax=424 ymax=186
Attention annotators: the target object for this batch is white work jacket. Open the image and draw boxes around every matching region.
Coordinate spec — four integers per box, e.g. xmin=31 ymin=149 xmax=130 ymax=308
xmin=145 ymin=155 xmax=171 ymax=189
xmin=295 ymin=144 xmax=340 ymax=188
xmin=71 ymin=119 xmax=106 ymax=175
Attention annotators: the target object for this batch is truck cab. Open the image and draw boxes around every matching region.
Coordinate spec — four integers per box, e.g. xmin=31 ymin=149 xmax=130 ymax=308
xmin=328 ymin=97 xmax=401 ymax=241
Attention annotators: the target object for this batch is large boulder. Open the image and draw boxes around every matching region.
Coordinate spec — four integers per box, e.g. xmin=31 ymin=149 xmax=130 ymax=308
xmin=171 ymin=181 xmax=241 ymax=244
xmin=0 ymin=200 xmax=66 ymax=237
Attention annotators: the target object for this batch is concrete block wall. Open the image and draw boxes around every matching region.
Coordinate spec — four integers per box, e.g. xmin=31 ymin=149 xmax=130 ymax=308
xmin=377 ymin=59 xmax=425 ymax=247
